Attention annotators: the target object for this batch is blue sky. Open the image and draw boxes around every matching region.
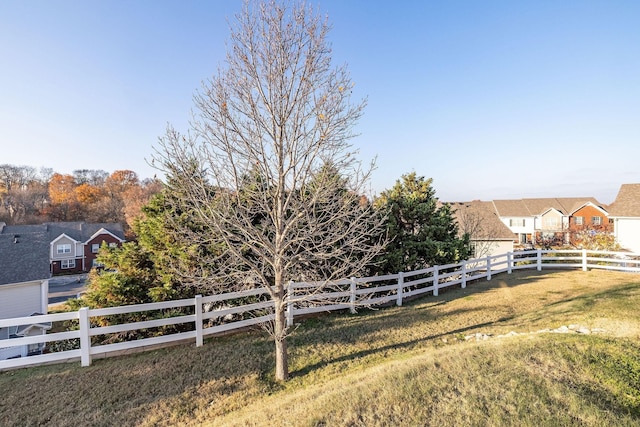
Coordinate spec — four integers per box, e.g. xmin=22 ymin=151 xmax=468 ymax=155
xmin=1 ymin=1 xmax=638 ymax=204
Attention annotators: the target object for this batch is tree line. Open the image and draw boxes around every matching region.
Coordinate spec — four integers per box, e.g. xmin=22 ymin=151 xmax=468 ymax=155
xmin=0 ymin=164 xmax=161 ymax=237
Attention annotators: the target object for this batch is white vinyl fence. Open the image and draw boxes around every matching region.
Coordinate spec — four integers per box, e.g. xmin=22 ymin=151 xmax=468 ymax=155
xmin=1 ymin=249 xmax=639 ymax=371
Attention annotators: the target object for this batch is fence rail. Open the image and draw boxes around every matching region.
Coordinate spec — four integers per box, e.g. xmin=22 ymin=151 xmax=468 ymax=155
xmin=1 ymin=249 xmax=639 ymax=371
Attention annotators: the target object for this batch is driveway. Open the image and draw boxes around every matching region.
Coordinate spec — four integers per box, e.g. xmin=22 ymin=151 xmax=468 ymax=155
xmin=48 ymin=274 xmax=87 ymax=306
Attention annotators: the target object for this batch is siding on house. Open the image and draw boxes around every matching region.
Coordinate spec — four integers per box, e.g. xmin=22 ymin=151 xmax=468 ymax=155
xmin=0 ymin=280 xmax=48 ymax=319
xmin=537 ymin=209 xmax=565 ymax=232
xmin=608 ymin=184 xmax=640 ymax=253
xmin=613 ymin=219 xmax=640 ymax=253
xmin=50 ymin=235 xmax=82 ymax=260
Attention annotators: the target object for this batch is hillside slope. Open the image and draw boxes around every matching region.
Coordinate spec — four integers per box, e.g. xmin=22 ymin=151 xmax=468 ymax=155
xmin=1 ymin=270 xmax=639 ymax=426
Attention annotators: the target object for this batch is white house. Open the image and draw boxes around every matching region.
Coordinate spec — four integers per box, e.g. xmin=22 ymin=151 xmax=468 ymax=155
xmin=608 ymin=184 xmax=640 ymax=254
xmin=491 ymin=199 xmax=536 ymax=245
xmin=0 ymin=225 xmax=52 ymax=360
xmin=0 ymin=280 xmax=51 ymax=359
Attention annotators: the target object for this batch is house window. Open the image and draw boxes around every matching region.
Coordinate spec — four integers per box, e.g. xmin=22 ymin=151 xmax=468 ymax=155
xmin=109 ymin=242 xmax=118 ymax=248
xmin=575 ymin=216 xmax=584 ymax=226
xmin=27 ymin=343 xmax=44 ymax=356
xmin=92 ymin=259 xmax=105 ymax=268
xmin=92 ymin=243 xmax=100 ymax=253
xmin=61 ymin=259 xmax=76 ymax=269
xmin=509 ymin=219 xmax=525 ymax=227
xmin=592 ymin=216 xmax=602 ymax=226
xmin=57 ymin=244 xmax=71 ymax=254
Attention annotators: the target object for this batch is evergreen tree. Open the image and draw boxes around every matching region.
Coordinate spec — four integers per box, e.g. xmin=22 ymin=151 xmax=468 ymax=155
xmin=372 ymin=172 xmax=470 ymax=274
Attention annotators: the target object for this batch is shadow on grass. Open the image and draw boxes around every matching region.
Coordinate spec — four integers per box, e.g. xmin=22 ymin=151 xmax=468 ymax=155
xmin=288 ymin=270 xmax=640 ymax=379
xmin=289 ymin=315 xmax=514 ymax=379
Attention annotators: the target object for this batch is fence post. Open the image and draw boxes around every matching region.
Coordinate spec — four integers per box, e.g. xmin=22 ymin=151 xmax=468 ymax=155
xmin=461 ymin=263 xmax=467 ymax=289
xmin=582 ymin=249 xmax=588 ymax=271
xmin=433 ymin=268 xmax=439 ymax=296
xmin=79 ymin=307 xmax=91 ymax=367
xmin=507 ymin=252 xmax=512 ymax=274
xmin=537 ymin=249 xmax=542 ymax=271
xmin=195 ymin=295 xmax=203 ymax=347
xmin=286 ymin=280 xmax=294 ymax=327
xmin=486 ymin=256 xmax=492 ymax=281
xmin=350 ymin=277 xmax=357 ymax=314
xmin=396 ymin=272 xmax=404 ymax=306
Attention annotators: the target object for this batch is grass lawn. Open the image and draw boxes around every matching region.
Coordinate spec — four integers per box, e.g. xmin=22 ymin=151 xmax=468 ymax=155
xmin=1 ymin=269 xmax=639 ymax=426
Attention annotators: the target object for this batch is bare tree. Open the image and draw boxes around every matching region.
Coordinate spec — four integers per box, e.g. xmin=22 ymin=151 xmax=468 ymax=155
xmin=152 ymin=0 xmax=384 ymax=381
xmin=73 ymin=169 xmax=108 ymax=186
xmin=0 ymin=165 xmax=44 ymax=223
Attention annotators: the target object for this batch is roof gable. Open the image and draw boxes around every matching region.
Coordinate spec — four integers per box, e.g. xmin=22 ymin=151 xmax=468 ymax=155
xmin=51 ymin=233 xmax=79 ymax=245
xmin=85 ymin=227 xmax=126 ymax=244
xmin=570 ymin=201 xmax=609 ymax=216
xmin=540 ymin=207 xmax=563 ymax=217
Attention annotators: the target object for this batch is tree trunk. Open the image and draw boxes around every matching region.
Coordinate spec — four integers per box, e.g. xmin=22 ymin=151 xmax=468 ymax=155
xmin=274 ymin=298 xmax=289 ymax=381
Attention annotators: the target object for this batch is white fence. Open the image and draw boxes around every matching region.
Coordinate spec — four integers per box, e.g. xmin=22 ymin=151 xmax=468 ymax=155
xmin=1 ymin=249 xmax=639 ymax=371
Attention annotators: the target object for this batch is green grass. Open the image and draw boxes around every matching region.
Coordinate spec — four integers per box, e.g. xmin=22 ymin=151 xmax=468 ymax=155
xmin=1 ymin=269 xmax=639 ymax=426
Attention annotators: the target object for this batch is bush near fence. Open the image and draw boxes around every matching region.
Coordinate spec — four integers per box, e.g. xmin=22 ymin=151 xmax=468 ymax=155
xmin=1 ymin=249 xmax=639 ymax=371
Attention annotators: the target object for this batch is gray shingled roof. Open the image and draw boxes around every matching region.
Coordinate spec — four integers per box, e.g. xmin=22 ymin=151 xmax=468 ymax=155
xmin=0 ymin=230 xmax=51 ymax=285
xmin=46 ymin=222 xmax=125 ymax=242
xmin=608 ymin=184 xmax=640 ymax=217
xmin=0 ymin=222 xmax=125 ymax=242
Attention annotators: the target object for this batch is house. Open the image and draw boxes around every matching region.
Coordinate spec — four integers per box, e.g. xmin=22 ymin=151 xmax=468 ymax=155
xmin=0 ymin=225 xmax=52 ymax=360
xmin=492 ymin=198 xmax=609 ymax=247
xmin=568 ymin=201 xmax=612 ymax=246
xmin=608 ymin=184 xmax=640 ymax=254
xmin=0 ymin=222 xmax=125 ymax=275
xmin=451 ymin=200 xmax=516 ymax=259
xmin=47 ymin=222 xmax=125 ymax=274
xmin=491 ymin=200 xmax=536 ymax=245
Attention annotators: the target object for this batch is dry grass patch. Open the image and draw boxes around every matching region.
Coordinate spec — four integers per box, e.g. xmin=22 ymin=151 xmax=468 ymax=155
xmin=214 ymin=335 xmax=640 ymax=426
xmin=1 ymin=269 xmax=639 ymax=426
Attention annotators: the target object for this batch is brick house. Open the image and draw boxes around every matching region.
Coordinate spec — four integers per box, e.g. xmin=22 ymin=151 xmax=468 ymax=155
xmin=0 ymin=222 xmax=125 ymax=276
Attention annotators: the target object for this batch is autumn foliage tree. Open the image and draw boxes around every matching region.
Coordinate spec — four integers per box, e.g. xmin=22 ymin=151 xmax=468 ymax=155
xmin=0 ymin=165 xmax=160 ymax=232
xmin=0 ymin=164 xmax=48 ymax=224
xmin=47 ymin=173 xmax=81 ymax=221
